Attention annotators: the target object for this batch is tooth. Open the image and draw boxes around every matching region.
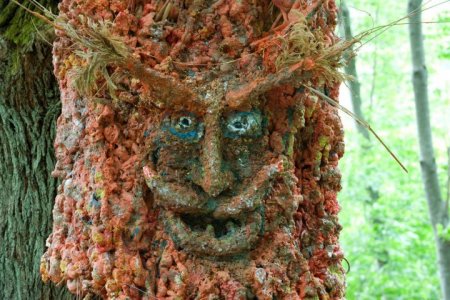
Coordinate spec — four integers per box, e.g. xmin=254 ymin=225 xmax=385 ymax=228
xmin=226 ymin=221 xmax=237 ymax=235
xmin=206 ymin=224 xmax=215 ymax=237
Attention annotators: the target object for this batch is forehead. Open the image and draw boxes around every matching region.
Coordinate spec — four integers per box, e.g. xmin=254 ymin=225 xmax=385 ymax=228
xmin=158 ymin=78 xmax=264 ymax=114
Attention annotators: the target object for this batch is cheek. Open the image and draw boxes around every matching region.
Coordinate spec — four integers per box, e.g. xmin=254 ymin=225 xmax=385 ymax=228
xmin=223 ymin=136 xmax=272 ymax=180
xmin=153 ymin=141 xmax=201 ymax=179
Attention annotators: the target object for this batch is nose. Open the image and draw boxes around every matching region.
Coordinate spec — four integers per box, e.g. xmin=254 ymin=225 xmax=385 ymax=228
xmin=193 ymin=113 xmax=234 ymax=197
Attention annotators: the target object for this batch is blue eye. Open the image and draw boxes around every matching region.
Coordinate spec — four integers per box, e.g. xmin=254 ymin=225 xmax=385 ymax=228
xmin=175 ymin=116 xmax=195 ymax=132
xmin=224 ymin=111 xmax=262 ymax=138
xmin=166 ymin=114 xmax=204 ymax=141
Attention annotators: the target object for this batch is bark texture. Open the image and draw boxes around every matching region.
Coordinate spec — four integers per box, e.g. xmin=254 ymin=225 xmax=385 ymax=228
xmin=0 ymin=1 xmax=72 ymax=299
xmin=408 ymin=0 xmax=450 ymax=298
xmin=41 ymin=1 xmax=346 ymax=299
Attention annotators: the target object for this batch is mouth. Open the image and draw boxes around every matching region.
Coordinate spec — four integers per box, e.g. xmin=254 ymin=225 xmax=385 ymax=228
xmin=162 ymin=210 xmax=263 ymax=256
xmin=144 ymin=158 xmax=285 ymax=256
xmin=180 ymin=214 xmax=244 ymax=238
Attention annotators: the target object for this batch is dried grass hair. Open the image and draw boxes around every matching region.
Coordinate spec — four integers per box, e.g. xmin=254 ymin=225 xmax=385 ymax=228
xmin=66 ymin=17 xmax=130 ymax=100
xmin=275 ymin=11 xmax=356 ymax=85
xmin=12 ymin=0 xmax=131 ymax=100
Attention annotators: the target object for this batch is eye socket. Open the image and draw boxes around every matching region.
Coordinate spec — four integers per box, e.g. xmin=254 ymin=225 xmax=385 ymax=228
xmin=228 ymin=116 xmax=249 ymax=133
xmin=174 ymin=116 xmax=195 ymax=132
xmin=225 ymin=111 xmax=262 ymax=138
xmin=166 ymin=113 xmax=204 ymax=141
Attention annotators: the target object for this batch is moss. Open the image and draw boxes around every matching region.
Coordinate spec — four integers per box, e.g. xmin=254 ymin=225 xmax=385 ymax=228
xmin=315 ymin=151 xmax=323 ymax=164
xmin=318 ymin=136 xmax=329 ymax=148
xmin=9 ymin=49 xmax=21 ymax=75
xmin=1 ymin=1 xmax=57 ymax=49
xmin=94 ymin=171 xmax=103 ymax=183
xmin=286 ymin=133 xmax=295 ymax=157
xmin=95 ymin=189 xmax=105 ymax=200
xmin=305 ymin=106 xmax=315 ymax=119
xmin=329 ymin=264 xmax=345 ymax=285
xmin=0 ymin=2 xmax=18 ymax=28
xmin=59 ymin=260 xmax=68 ymax=274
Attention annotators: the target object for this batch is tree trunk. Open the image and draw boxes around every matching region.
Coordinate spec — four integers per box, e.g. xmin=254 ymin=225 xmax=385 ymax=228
xmin=0 ymin=2 xmax=72 ymax=299
xmin=408 ymin=1 xmax=450 ymax=298
xmin=340 ymin=0 xmax=371 ymax=140
xmin=40 ymin=1 xmax=347 ymax=299
xmin=340 ymin=1 xmax=390 ymax=268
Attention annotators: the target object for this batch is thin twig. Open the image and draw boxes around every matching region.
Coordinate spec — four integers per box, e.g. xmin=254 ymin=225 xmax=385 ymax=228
xmin=343 ymin=256 xmax=351 ymax=273
xmin=11 ymin=0 xmax=62 ymax=30
xmin=368 ymin=4 xmax=380 ymax=120
xmin=355 ymin=0 xmax=450 ymax=50
xmin=31 ymin=19 xmax=53 ymax=46
xmin=303 ymin=84 xmax=408 ymax=173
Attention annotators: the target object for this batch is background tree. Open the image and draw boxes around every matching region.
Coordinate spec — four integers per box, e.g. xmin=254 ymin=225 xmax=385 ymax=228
xmin=408 ymin=0 xmax=450 ymax=298
xmin=0 ymin=0 xmax=73 ymax=299
xmin=339 ymin=1 xmax=390 ymax=270
xmin=339 ymin=0 xmax=370 ymax=140
xmin=339 ymin=0 xmax=449 ymax=298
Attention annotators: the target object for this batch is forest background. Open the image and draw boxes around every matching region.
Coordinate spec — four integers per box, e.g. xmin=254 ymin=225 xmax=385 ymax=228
xmin=338 ymin=0 xmax=449 ymax=299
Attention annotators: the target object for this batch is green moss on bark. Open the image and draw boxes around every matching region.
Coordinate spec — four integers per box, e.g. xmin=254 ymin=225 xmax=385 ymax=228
xmin=0 ymin=0 xmax=57 ymax=49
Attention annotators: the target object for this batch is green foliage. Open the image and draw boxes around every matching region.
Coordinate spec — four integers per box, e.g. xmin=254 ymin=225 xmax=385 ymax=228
xmin=434 ymin=12 xmax=450 ymax=60
xmin=437 ymin=224 xmax=450 ymax=241
xmin=338 ymin=0 xmax=449 ymax=299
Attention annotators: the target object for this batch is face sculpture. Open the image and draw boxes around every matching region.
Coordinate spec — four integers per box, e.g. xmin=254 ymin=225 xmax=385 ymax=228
xmin=144 ymin=93 xmax=292 ymax=257
xmin=41 ymin=0 xmax=346 ymax=299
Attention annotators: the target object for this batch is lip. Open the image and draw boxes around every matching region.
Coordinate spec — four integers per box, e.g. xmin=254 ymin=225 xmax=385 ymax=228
xmin=143 ymin=157 xmax=285 ymax=256
xmin=162 ymin=210 xmax=263 ymax=256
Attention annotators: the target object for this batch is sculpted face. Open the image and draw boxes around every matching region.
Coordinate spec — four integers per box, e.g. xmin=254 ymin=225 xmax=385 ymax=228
xmin=42 ymin=0 xmax=346 ymax=298
xmin=144 ymin=98 xmax=287 ymax=256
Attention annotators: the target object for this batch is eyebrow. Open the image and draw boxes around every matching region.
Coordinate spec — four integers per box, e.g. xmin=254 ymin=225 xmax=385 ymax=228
xmin=126 ymin=57 xmax=301 ymax=111
xmin=225 ymin=69 xmax=297 ymax=108
xmin=119 ymin=57 xmax=205 ymax=109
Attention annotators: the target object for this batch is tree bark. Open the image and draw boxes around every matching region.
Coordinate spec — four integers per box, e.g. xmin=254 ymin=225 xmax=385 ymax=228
xmin=408 ymin=0 xmax=450 ymax=298
xmin=340 ymin=1 xmax=371 ymax=140
xmin=0 ymin=2 xmax=72 ymax=299
xmin=40 ymin=1 xmax=347 ymax=299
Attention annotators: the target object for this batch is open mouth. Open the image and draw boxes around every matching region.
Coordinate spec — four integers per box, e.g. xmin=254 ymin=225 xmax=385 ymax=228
xmin=180 ymin=214 xmax=243 ymax=238
xmin=144 ymin=157 xmax=285 ymax=256
xmin=162 ymin=210 xmax=263 ymax=257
